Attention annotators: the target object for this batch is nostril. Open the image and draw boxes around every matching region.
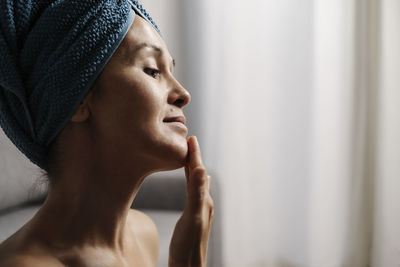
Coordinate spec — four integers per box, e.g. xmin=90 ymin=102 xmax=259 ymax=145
xmin=173 ymin=98 xmax=184 ymax=106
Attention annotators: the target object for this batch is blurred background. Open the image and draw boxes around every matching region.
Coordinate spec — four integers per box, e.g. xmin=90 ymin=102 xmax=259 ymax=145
xmin=1 ymin=0 xmax=399 ymax=266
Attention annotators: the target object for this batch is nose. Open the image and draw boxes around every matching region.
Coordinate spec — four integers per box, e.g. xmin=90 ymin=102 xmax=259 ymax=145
xmin=168 ymin=78 xmax=191 ymax=108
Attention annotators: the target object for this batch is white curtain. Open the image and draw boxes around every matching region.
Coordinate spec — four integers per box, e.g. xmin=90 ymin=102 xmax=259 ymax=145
xmin=180 ymin=0 xmax=400 ymax=266
xmin=371 ymin=0 xmax=400 ymax=266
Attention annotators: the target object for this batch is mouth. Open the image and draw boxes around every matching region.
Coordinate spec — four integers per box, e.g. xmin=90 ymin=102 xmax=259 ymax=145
xmin=163 ymin=116 xmax=188 ymax=133
xmin=163 ymin=116 xmax=186 ymax=125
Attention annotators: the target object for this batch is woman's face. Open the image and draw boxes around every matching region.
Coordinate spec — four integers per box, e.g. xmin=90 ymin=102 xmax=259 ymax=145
xmin=88 ymin=15 xmax=191 ymax=171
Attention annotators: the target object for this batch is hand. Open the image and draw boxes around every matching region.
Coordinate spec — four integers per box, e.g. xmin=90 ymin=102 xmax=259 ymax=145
xmin=169 ymin=136 xmax=214 ymax=267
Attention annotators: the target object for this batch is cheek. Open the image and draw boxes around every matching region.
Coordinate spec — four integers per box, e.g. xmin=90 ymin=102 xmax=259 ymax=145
xmin=93 ymin=86 xmax=162 ymax=140
xmin=113 ymin=77 xmax=163 ymax=120
xmin=120 ymin=90 xmax=165 ymax=140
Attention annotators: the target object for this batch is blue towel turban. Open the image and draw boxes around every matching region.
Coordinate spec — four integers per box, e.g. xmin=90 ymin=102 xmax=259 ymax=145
xmin=0 ymin=0 xmax=160 ymax=169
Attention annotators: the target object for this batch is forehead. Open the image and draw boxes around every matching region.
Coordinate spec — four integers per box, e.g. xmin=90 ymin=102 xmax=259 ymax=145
xmin=118 ymin=15 xmax=171 ymax=59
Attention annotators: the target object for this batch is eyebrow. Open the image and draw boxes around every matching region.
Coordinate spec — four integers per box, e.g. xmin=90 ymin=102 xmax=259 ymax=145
xmin=134 ymin=43 xmax=162 ymax=54
xmin=127 ymin=42 xmax=176 ymax=67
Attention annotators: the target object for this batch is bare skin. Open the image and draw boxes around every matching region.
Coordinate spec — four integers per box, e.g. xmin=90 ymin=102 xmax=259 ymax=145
xmin=0 ymin=15 xmax=213 ymax=267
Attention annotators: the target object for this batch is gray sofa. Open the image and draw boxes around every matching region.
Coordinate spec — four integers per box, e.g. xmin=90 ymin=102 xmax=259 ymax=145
xmin=0 ymin=129 xmax=221 ymax=266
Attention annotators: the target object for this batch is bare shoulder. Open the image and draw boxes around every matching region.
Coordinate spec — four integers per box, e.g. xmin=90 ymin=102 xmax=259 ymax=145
xmin=0 ymin=234 xmax=64 ymax=267
xmin=127 ymin=209 xmax=159 ymax=260
xmin=128 ymin=209 xmax=159 ymax=243
xmin=0 ymin=252 xmax=64 ymax=267
xmin=128 ymin=209 xmax=158 ymax=231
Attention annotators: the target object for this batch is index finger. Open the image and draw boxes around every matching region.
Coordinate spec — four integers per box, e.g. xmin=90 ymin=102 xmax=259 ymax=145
xmin=188 ymin=136 xmax=204 ymax=169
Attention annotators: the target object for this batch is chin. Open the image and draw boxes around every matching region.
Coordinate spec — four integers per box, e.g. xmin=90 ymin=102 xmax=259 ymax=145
xmin=170 ymin=141 xmax=189 ymax=167
xmin=158 ymin=137 xmax=188 ymax=170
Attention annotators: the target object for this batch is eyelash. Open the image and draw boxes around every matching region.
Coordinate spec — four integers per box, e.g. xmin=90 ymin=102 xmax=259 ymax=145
xmin=144 ymin=68 xmax=161 ymax=79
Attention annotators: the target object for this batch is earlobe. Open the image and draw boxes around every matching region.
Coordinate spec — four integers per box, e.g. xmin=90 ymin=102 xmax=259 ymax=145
xmin=70 ymin=91 xmax=93 ymax=123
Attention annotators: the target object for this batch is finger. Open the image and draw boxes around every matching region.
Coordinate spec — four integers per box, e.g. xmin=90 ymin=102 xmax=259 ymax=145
xmin=184 ymin=164 xmax=190 ymax=182
xmin=206 ymin=175 xmax=211 ymax=192
xmin=184 ymin=139 xmax=191 ymax=193
xmin=186 ymin=167 xmax=208 ymax=212
xmin=188 ymin=136 xmax=204 ymax=170
xmin=184 ymin=164 xmax=190 ymax=194
xmin=184 ymin=136 xmax=210 ymax=212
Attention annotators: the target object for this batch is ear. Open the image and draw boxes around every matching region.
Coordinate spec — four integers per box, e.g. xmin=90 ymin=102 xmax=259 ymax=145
xmin=70 ymin=91 xmax=94 ymax=123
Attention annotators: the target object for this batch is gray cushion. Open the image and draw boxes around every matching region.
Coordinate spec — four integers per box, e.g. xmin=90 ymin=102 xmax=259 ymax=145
xmin=0 ymin=205 xmax=39 ymax=242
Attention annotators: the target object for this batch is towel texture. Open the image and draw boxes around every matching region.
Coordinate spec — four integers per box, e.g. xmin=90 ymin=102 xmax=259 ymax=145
xmin=0 ymin=0 xmax=159 ymax=169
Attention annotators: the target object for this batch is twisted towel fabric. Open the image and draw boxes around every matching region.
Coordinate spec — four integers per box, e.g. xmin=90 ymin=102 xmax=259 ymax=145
xmin=0 ymin=0 xmax=159 ymax=169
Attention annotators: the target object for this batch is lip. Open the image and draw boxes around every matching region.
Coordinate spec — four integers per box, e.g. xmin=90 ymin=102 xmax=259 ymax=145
xmin=165 ymin=121 xmax=188 ymax=132
xmin=163 ymin=116 xmax=188 ymax=133
xmin=163 ymin=116 xmax=186 ymax=125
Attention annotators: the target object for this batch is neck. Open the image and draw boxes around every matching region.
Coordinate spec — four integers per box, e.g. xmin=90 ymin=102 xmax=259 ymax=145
xmin=29 ymin=140 xmax=156 ymax=253
xmin=26 ymin=121 xmax=165 ymax=254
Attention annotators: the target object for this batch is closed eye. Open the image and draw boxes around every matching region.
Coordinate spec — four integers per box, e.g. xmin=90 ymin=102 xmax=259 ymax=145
xmin=144 ymin=68 xmax=161 ymax=79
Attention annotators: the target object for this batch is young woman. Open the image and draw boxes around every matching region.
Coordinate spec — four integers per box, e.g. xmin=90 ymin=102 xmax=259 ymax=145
xmin=0 ymin=0 xmax=213 ymax=266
